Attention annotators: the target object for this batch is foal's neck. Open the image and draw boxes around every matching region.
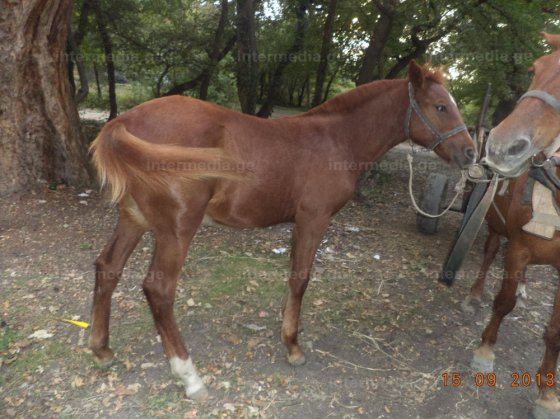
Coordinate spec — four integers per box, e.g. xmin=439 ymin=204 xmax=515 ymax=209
xmin=307 ymin=79 xmax=409 ymax=170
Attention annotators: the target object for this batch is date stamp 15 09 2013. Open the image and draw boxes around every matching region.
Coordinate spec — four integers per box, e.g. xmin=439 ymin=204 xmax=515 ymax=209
xmin=442 ymin=372 xmax=556 ymax=388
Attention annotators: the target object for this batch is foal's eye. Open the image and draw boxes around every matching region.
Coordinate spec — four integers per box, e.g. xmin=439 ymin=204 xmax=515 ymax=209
xmin=435 ymin=105 xmax=447 ymax=112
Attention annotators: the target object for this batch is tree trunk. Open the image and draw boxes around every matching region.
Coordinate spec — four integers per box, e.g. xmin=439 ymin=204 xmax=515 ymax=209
xmin=199 ymin=0 xmax=229 ymax=100
xmin=236 ymin=0 xmax=259 ymax=114
xmin=163 ymin=36 xmax=235 ymax=97
xmin=68 ymin=29 xmax=89 ymax=103
xmin=322 ymin=67 xmax=338 ymax=102
xmin=257 ymin=0 xmax=311 ymax=118
xmin=356 ymin=0 xmax=396 ymax=85
xmin=93 ymin=60 xmax=102 ymax=97
xmin=297 ymin=77 xmax=308 ymax=108
xmin=92 ymin=0 xmax=117 ymax=120
xmin=0 ymin=0 xmax=92 ymax=195
xmin=311 ymin=0 xmax=337 ymax=107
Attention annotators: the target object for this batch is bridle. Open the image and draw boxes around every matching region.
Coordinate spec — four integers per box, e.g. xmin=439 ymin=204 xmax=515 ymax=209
xmin=404 ymin=82 xmax=467 ymax=151
xmin=517 ymin=88 xmax=560 ymax=188
xmin=518 ymin=88 xmax=560 ymax=158
xmin=518 ymin=89 xmax=560 ymax=112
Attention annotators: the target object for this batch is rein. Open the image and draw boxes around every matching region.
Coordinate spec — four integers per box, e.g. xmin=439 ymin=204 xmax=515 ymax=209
xmin=405 ymin=82 xmax=467 ymax=151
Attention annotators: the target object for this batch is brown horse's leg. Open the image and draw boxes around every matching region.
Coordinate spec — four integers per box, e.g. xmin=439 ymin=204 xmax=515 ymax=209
xmin=89 ymin=211 xmax=146 ymax=365
xmin=470 ymin=227 xmax=501 ymax=301
xmin=142 ymin=209 xmax=208 ymax=400
xmin=534 ymin=269 xmax=560 ymax=414
xmin=471 ymin=242 xmax=529 ymax=373
xmin=281 ymin=214 xmax=331 ymax=366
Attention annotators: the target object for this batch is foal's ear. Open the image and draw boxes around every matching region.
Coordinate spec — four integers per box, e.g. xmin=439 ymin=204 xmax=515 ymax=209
xmin=542 ymin=32 xmax=560 ymax=51
xmin=408 ymin=60 xmax=425 ymax=89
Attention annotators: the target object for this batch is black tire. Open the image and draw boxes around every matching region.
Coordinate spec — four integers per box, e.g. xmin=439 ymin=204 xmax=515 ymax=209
xmin=416 ymin=173 xmax=449 ymax=235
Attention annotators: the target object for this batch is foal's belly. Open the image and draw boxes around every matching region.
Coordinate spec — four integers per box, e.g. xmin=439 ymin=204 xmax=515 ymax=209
xmin=204 ymin=187 xmax=297 ymax=229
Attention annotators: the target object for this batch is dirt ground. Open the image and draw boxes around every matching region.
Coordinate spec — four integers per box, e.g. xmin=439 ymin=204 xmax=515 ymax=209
xmin=1 ymin=130 xmax=558 ymax=418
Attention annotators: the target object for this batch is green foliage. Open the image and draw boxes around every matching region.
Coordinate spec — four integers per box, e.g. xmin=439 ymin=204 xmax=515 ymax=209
xmin=73 ymin=0 xmax=560 ymax=120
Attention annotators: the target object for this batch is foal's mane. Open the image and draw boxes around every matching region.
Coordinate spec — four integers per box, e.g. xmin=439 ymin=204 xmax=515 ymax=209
xmin=304 ymin=64 xmax=446 ymax=116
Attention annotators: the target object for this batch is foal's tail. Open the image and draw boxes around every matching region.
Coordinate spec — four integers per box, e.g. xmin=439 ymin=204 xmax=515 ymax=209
xmin=90 ymin=123 xmax=244 ymax=203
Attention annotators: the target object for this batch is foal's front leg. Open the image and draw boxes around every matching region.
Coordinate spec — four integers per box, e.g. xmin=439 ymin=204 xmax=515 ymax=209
xmin=281 ymin=214 xmax=331 ymax=365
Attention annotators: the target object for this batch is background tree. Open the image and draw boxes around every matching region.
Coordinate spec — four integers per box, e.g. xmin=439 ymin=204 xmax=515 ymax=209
xmin=236 ymin=0 xmax=260 ymax=114
xmin=0 ymin=0 xmax=92 ymax=196
xmin=311 ymin=0 xmax=338 ymax=107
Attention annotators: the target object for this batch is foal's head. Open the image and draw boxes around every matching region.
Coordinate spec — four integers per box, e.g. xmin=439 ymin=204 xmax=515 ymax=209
xmin=406 ymin=61 xmax=476 ymax=168
xmin=485 ymin=33 xmax=560 ymax=177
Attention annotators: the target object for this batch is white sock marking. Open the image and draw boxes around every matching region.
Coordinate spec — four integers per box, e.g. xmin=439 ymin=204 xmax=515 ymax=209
xmin=169 ymin=357 xmax=206 ymax=397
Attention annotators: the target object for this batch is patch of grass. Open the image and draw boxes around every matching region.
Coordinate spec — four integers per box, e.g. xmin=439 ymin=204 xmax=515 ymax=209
xmin=0 ymin=325 xmax=18 ymax=353
xmin=80 ymin=242 xmax=93 ymax=251
xmin=143 ymin=391 xmax=181 ymax=417
xmin=2 ymin=340 xmax=71 ymax=389
xmin=198 ymin=252 xmax=286 ymax=304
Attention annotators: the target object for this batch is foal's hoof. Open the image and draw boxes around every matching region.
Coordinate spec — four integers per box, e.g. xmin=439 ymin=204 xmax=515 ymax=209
xmin=533 ymin=403 xmax=560 ymax=419
xmin=471 ymin=354 xmax=494 ymax=374
xmin=187 ymin=385 xmax=209 ymax=402
xmin=91 ymin=348 xmax=115 ymax=368
xmin=287 ymin=352 xmax=307 ymax=366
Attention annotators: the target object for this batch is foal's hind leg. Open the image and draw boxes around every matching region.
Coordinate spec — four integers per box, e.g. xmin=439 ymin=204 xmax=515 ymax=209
xmin=463 ymin=227 xmax=501 ymax=313
xmin=471 ymin=243 xmax=529 ymax=373
xmin=281 ymin=213 xmax=331 ymax=366
xmin=89 ymin=210 xmax=146 ymax=365
xmin=534 ymin=269 xmax=560 ymax=417
xmin=142 ymin=207 xmax=208 ymax=400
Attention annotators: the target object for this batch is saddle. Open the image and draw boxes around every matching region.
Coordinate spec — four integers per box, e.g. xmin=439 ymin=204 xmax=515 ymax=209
xmin=522 ymin=156 xmax=560 ymax=239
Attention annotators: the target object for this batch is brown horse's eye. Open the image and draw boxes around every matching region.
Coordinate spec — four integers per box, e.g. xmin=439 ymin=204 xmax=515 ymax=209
xmin=435 ymin=105 xmax=447 ymax=112
xmin=528 ymin=65 xmax=535 ymax=74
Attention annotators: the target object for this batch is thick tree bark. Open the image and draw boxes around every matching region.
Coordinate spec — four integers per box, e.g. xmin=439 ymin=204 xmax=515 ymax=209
xmin=0 ymin=0 xmax=92 ymax=195
xmin=311 ymin=0 xmax=337 ymax=107
xmin=356 ymin=0 xmax=396 ymax=85
xmin=236 ymin=0 xmax=259 ymax=114
xmin=257 ymin=0 xmax=311 ymax=118
xmin=92 ymin=0 xmax=117 ymax=120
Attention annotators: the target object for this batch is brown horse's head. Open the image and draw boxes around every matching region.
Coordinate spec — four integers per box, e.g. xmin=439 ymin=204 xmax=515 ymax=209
xmin=485 ymin=33 xmax=560 ymax=177
xmin=406 ymin=61 xmax=476 ymax=168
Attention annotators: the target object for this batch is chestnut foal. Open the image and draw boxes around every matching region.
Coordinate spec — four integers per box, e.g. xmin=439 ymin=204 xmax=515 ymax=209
xmin=89 ymin=61 xmax=474 ymax=400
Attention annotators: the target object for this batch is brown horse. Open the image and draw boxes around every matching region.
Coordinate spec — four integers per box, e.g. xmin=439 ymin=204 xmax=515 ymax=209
xmin=467 ymin=34 xmax=560 ymax=417
xmin=485 ymin=32 xmax=560 ymax=176
xmin=466 ymin=171 xmax=560 ymax=417
xmin=89 ymin=61 xmax=475 ymax=400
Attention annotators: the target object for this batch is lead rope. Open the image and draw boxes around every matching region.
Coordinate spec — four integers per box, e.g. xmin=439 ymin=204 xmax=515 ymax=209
xmin=406 ymin=152 xmax=467 ymax=218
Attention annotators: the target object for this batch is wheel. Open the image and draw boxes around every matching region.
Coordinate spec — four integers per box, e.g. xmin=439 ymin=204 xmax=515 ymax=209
xmin=416 ymin=173 xmax=449 ymax=235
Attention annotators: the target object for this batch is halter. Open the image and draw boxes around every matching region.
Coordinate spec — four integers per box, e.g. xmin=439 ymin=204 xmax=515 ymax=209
xmin=518 ymin=90 xmax=560 ymax=112
xmin=518 ymin=89 xmax=560 ymax=158
xmin=404 ymin=82 xmax=467 ymax=151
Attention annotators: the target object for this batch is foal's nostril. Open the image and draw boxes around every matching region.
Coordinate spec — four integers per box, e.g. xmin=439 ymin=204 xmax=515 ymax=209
xmin=506 ymin=138 xmax=531 ymax=157
xmin=464 ymin=147 xmax=476 ymax=162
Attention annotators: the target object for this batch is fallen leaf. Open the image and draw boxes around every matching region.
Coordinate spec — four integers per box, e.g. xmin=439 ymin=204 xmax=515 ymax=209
xmin=28 ymin=330 xmax=53 ymax=340
xmin=71 ymin=376 xmax=85 ymax=388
